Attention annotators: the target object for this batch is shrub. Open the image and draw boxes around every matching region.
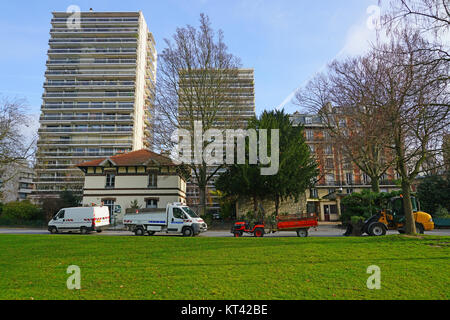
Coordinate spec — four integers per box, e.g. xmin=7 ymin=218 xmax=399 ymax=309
xmin=341 ymin=190 xmax=402 ymax=223
xmin=1 ymin=201 xmax=42 ymax=222
xmin=434 ymin=206 xmax=450 ymax=218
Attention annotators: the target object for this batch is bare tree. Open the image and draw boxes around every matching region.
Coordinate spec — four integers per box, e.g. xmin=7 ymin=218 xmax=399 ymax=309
xmin=295 ymin=57 xmax=395 ymax=193
xmin=378 ymin=30 xmax=449 ymax=233
xmin=0 ymin=97 xmax=35 ymax=183
xmin=152 ymin=14 xmax=242 ymax=215
xmin=381 ymin=0 xmax=449 ymax=79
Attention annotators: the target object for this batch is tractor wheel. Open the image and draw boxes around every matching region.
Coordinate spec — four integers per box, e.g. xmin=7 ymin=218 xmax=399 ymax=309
xmin=297 ymin=229 xmax=308 ymax=237
xmin=134 ymin=227 xmax=145 ymax=236
xmin=254 ymin=228 xmax=264 ymax=237
xmin=234 ymin=231 xmax=243 ymax=237
xmin=367 ymin=222 xmax=386 ymax=236
xmin=415 ymin=223 xmax=425 ymax=234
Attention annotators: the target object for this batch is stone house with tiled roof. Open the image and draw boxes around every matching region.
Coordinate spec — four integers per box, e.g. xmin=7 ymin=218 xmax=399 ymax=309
xmin=77 ymin=149 xmax=187 ymax=224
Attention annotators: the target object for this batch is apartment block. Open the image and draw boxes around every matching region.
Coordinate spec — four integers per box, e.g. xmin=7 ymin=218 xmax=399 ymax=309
xmin=290 ymin=112 xmax=400 ymax=221
xmin=180 ymin=69 xmax=256 ymax=213
xmin=0 ymin=160 xmax=35 ymax=203
xmin=34 ymin=11 xmax=157 ymax=197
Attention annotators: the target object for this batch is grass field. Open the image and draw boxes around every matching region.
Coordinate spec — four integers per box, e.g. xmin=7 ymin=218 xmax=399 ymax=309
xmin=0 ymin=234 xmax=449 ymax=300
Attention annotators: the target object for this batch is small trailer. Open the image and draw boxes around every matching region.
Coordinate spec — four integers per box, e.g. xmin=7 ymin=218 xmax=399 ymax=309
xmin=231 ymin=214 xmax=318 ymax=237
xmin=123 ymin=203 xmax=208 ymax=237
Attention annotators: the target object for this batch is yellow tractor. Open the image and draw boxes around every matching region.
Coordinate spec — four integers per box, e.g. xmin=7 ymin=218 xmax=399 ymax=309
xmin=362 ymin=196 xmax=434 ymax=236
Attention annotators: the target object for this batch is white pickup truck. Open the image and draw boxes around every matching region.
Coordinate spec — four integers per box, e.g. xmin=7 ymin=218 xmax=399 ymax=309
xmin=123 ymin=203 xmax=208 ymax=237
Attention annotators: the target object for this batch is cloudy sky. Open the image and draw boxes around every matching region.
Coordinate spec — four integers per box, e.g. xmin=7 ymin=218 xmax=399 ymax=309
xmin=0 ymin=0 xmax=387 ymax=142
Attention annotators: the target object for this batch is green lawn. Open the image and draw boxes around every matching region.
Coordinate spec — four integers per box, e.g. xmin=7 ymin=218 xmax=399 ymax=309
xmin=0 ymin=234 xmax=449 ymax=300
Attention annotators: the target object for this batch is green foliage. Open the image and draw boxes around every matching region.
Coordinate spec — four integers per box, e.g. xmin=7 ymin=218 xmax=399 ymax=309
xmin=215 ymin=109 xmax=318 ymax=215
xmin=341 ymin=189 xmax=402 ymax=222
xmin=434 ymin=206 xmax=450 ymax=218
xmin=1 ymin=201 xmax=42 ymax=222
xmin=350 ymin=216 xmax=365 ymax=224
xmin=129 ymin=199 xmax=141 ymax=210
xmin=417 ymin=175 xmax=450 ymax=216
xmin=0 ymin=235 xmax=449 ymax=299
xmin=59 ymin=190 xmax=82 ymax=208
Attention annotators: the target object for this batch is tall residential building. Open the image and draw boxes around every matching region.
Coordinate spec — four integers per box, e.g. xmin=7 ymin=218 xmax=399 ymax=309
xmin=34 ymin=11 xmax=157 ymax=198
xmin=0 ymin=160 xmax=35 ymax=203
xmin=290 ymin=111 xmax=400 ymax=221
xmin=181 ymin=69 xmax=256 ymax=213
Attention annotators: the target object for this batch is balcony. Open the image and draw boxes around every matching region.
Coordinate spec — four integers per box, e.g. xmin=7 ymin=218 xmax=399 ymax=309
xmin=40 ymin=115 xmax=134 ymax=123
xmin=49 ymin=38 xmax=137 ymax=44
xmin=42 ymin=91 xmax=135 ymax=100
xmin=38 ymin=127 xmax=133 ymax=134
xmin=42 ymin=102 xmax=134 ymax=111
xmin=47 ymin=58 xmax=136 ymax=66
xmin=50 ymin=27 xmax=139 ymax=34
xmin=44 ymin=80 xmax=135 ymax=88
xmin=45 ymin=69 xmax=136 ymax=77
xmin=48 ymin=48 xmax=137 ymax=56
xmin=37 ymin=139 xmax=133 ymax=147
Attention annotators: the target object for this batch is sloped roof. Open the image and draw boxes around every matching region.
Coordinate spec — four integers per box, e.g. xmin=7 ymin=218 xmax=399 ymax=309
xmin=76 ymin=149 xmax=176 ymax=168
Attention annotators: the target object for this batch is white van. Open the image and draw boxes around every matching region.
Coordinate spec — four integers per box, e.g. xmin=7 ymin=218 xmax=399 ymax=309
xmin=48 ymin=207 xmax=110 ymax=234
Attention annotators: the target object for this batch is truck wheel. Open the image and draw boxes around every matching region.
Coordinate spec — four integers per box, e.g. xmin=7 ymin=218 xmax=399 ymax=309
xmin=147 ymin=231 xmax=155 ymax=236
xmin=96 ymin=230 xmax=103 ymax=233
xmin=80 ymin=227 xmax=88 ymax=235
xmin=368 ymin=222 xmax=386 ymax=236
xmin=254 ymin=228 xmax=264 ymax=237
xmin=297 ymin=229 xmax=308 ymax=237
xmin=415 ymin=223 xmax=425 ymax=234
xmin=49 ymin=227 xmax=58 ymax=234
xmin=134 ymin=228 xmax=145 ymax=236
xmin=182 ymin=227 xmax=194 ymax=237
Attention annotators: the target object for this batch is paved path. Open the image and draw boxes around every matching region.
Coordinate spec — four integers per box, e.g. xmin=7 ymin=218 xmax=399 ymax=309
xmin=0 ymin=225 xmax=449 ymax=237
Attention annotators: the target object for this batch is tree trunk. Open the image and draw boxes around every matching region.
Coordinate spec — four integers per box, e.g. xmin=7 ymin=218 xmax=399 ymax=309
xmin=401 ymin=180 xmax=417 ymax=234
xmin=274 ymin=196 xmax=280 ymax=217
xmin=371 ymin=178 xmax=380 ymax=193
xmin=198 ymin=184 xmax=207 ymax=217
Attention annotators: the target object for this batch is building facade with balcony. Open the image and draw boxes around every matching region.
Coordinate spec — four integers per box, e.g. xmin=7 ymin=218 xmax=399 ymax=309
xmin=77 ymin=149 xmax=186 ymax=224
xmin=290 ymin=112 xmax=400 ymax=221
xmin=0 ymin=160 xmax=35 ymax=203
xmin=34 ymin=11 xmax=157 ymax=198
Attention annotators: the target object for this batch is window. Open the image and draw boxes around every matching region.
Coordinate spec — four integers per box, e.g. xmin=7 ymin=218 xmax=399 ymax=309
xmin=346 ymin=188 xmax=354 ymax=194
xmin=306 ymin=130 xmax=314 ymax=141
xmin=146 ymin=199 xmax=158 ymax=209
xmin=346 ymin=173 xmax=353 ymax=185
xmin=56 ymin=210 xmax=65 ymax=219
xmin=103 ymin=200 xmax=115 ymax=217
xmin=310 ymin=188 xmax=318 ymax=199
xmin=324 ymin=145 xmax=332 ymax=155
xmin=148 ymin=172 xmax=157 ymax=188
xmin=305 ymin=117 xmax=312 ymax=124
xmin=173 ymin=208 xmax=185 ymax=219
xmin=326 ymin=174 xmax=335 ymax=184
xmin=325 ymin=158 xmax=334 ymax=169
xmin=106 ymin=173 xmax=115 ymax=188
